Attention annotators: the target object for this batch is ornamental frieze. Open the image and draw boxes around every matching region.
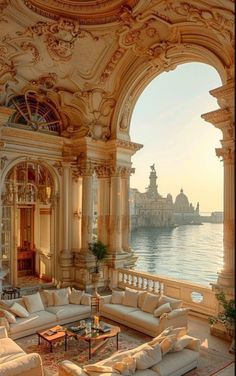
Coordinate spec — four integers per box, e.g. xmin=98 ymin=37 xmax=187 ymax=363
xmin=164 ymin=2 xmax=234 ymax=43
xmin=19 ymin=18 xmax=97 ymax=62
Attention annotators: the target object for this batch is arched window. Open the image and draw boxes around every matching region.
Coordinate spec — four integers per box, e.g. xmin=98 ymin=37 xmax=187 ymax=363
xmin=7 ymin=91 xmax=61 ymax=135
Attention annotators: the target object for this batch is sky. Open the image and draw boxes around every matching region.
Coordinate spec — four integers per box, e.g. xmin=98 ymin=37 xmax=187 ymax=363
xmin=130 ymin=62 xmax=223 ymax=213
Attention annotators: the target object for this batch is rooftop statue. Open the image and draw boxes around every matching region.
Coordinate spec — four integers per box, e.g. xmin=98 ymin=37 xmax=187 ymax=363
xmin=150 ymin=164 xmax=155 ymax=172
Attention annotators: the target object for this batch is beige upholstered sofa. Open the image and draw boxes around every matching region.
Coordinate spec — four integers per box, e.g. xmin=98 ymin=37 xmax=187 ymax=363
xmin=0 ymin=325 xmax=44 ymax=376
xmin=99 ymin=288 xmax=189 ymax=336
xmin=0 ymin=287 xmax=91 ymax=339
xmin=58 ymin=326 xmax=200 ymax=376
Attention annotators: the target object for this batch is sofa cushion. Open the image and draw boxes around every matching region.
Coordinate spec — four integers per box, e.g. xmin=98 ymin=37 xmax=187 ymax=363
xmin=101 ymin=304 xmax=138 ymax=321
xmin=170 ymin=335 xmax=200 ymax=352
xmin=43 ymin=288 xmax=71 ymax=307
xmin=81 ymin=293 xmax=91 ymax=306
xmin=83 ymin=365 xmax=119 ymax=375
xmin=126 ymin=310 xmax=160 ymax=333
xmin=134 ymin=371 xmax=158 ymax=376
xmin=149 ymin=327 xmax=187 ymax=346
xmin=23 ymin=292 xmax=45 ymax=314
xmin=153 ymin=303 xmax=171 ymax=318
xmin=69 ymin=289 xmax=84 ymax=305
xmin=141 ymin=293 xmax=159 ymax=314
xmin=111 ymin=291 xmax=125 ymax=304
xmin=157 ymin=295 xmax=182 ymax=310
xmin=10 ymin=303 xmax=29 ymax=318
xmin=46 ymin=303 xmax=90 ymax=320
xmin=137 ymin=291 xmax=147 ymax=309
xmin=133 ymin=342 xmax=162 ymax=370
xmin=113 ymin=356 xmax=136 ymax=375
xmin=53 ymin=290 xmax=70 ymax=306
xmin=122 ymin=288 xmax=139 ymax=308
xmin=160 ymin=335 xmax=177 ymax=355
xmin=151 ymin=348 xmax=199 ymax=376
xmin=0 ymin=337 xmax=25 ymax=364
xmin=0 ymin=308 xmax=16 ymax=324
xmin=9 ymin=311 xmax=56 ymax=335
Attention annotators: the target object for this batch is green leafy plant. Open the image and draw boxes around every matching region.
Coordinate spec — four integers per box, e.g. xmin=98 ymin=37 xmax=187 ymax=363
xmin=209 ymin=291 xmax=235 ymax=331
xmin=88 ymin=240 xmax=108 ymax=273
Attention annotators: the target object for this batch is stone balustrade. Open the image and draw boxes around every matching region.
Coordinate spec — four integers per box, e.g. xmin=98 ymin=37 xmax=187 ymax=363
xmin=117 ymin=268 xmax=218 ymax=318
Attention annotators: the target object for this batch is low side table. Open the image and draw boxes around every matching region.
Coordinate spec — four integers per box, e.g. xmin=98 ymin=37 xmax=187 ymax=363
xmin=37 ymin=325 xmax=73 ymax=352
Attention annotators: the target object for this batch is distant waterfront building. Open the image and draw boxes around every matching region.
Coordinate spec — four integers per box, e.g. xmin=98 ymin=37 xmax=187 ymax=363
xmin=173 ymin=189 xmax=201 ymax=225
xmin=131 ymin=165 xmax=201 ymax=229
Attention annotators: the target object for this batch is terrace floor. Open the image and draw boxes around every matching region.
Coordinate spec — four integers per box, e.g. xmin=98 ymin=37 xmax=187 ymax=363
xmin=188 ymin=314 xmax=234 ymax=375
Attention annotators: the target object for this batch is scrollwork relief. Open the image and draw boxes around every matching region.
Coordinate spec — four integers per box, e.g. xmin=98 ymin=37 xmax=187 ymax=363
xmin=164 ymin=2 xmax=234 ymax=43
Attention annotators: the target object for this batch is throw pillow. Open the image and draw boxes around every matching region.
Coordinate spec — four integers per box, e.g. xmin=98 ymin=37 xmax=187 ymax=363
xmin=69 ymin=288 xmax=84 ymax=304
xmin=0 ymin=308 xmax=16 ymax=323
xmin=83 ymin=365 xmax=120 ymax=375
xmin=160 ymin=335 xmax=177 ymax=355
xmin=113 ymin=356 xmax=136 ymax=375
xmin=122 ymin=288 xmax=139 ymax=308
xmin=157 ymin=295 xmax=182 ymax=309
xmin=53 ymin=289 xmax=70 ymax=306
xmin=111 ymin=290 xmax=125 ymax=304
xmin=81 ymin=293 xmax=91 ymax=306
xmin=149 ymin=326 xmax=187 ymax=346
xmin=133 ymin=342 xmax=162 ymax=370
xmin=10 ymin=302 xmax=29 ymax=318
xmin=43 ymin=290 xmax=56 ymax=307
xmin=137 ymin=291 xmax=147 ymax=309
xmin=23 ymin=292 xmax=45 ymax=313
xmin=141 ymin=292 xmax=159 ymax=313
xmin=169 ymin=335 xmax=195 ymax=352
xmin=153 ymin=302 xmax=171 ymax=317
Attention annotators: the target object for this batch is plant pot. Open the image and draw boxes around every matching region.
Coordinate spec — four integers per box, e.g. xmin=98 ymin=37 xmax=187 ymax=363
xmin=92 ymin=272 xmax=100 ymax=297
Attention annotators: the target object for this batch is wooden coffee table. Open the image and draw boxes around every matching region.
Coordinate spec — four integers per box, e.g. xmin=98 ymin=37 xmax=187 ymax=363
xmin=66 ymin=323 xmax=120 ymax=359
xmin=37 ymin=325 xmax=73 ymax=352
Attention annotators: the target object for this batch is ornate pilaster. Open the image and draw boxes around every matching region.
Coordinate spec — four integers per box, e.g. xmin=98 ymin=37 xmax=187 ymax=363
xmin=109 ymin=166 xmax=122 ymax=254
xmin=202 ymin=81 xmax=235 ymax=297
xmin=59 ymin=162 xmax=74 ymax=285
xmin=121 ymin=167 xmax=134 ymax=252
xmin=95 ymin=165 xmax=110 ymax=247
xmin=79 ymin=162 xmax=94 ymax=252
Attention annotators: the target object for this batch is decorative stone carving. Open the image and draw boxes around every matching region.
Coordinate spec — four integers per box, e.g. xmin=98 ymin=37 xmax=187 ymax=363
xmin=119 ymin=95 xmax=132 ymax=131
xmin=53 ymin=161 xmax=63 ymax=176
xmin=18 ymin=18 xmax=83 ymax=61
xmin=164 ymin=2 xmax=234 ymax=43
xmin=0 ymin=155 xmax=7 ymax=169
xmin=100 ymin=47 xmax=126 ymax=83
xmin=216 ymin=146 xmax=234 ymax=163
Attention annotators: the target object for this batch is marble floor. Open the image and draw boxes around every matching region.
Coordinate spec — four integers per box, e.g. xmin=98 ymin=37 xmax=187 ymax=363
xmin=188 ymin=315 xmax=235 ymax=375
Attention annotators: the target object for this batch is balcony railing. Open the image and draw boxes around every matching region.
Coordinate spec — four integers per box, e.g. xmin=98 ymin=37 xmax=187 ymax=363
xmin=117 ymin=268 xmax=218 ymax=318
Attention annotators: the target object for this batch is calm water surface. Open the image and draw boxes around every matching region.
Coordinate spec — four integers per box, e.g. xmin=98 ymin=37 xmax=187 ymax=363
xmin=131 ymin=223 xmax=223 ymax=287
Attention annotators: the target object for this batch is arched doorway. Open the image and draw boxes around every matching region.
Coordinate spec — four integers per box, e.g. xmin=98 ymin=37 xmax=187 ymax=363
xmin=1 ymin=161 xmax=57 ymax=287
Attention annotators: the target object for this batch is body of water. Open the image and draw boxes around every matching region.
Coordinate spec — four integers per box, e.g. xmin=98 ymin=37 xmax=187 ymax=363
xmin=131 ymin=223 xmax=223 ymax=287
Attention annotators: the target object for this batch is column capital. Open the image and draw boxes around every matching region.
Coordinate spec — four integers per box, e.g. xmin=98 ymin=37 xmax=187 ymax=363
xmin=209 ymin=80 xmax=235 ymax=110
xmin=77 ymin=161 xmax=95 ymax=177
xmin=110 ymin=166 xmax=134 ymax=178
xmin=216 ymin=143 xmax=234 ymax=162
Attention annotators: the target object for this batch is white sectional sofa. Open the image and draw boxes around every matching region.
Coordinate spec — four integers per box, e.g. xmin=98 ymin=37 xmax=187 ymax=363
xmin=99 ymin=288 xmax=189 ymax=337
xmin=0 ymin=287 xmax=91 ymax=339
xmin=0 ymin=325 xmax=44 ymax=376
xmin=58 ymin=326 xmax=200 ymax=376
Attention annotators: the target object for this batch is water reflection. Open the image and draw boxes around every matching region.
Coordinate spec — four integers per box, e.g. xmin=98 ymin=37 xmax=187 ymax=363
xmin=131 ymin=223 xmax=223 ymax=286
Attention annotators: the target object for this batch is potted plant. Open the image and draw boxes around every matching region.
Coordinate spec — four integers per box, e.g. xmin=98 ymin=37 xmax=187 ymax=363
xmin=209 ymin=291 xmax=235 ymax=353
xmin=88 ymin=240 xmax=108 ymax=296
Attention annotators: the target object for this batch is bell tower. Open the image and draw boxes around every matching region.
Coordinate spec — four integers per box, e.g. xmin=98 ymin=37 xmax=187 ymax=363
xmin=146 ymin=164 xmax=160 ymax=199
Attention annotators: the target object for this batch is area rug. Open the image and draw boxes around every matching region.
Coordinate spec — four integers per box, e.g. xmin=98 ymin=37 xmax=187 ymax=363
xmin=15 ymin=321 xmax=234 ymax=376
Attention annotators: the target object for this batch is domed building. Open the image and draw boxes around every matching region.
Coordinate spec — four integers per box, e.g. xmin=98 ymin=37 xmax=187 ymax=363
xmin=131 ymin=165 xmax=175 ymax=229
xmin=174 ymin=189 xmax=201 ymax=225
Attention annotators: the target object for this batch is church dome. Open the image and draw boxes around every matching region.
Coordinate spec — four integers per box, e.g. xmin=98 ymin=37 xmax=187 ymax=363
xmin=174 ymin=189 xmax=190 ymax=212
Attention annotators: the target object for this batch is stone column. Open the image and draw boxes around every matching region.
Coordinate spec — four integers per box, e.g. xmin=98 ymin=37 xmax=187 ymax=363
xmin=109 ymin=167 xmax=122 ymax=253
xmin=121 ymin=168 xmax=132 ymax=252
xmin=81 ymin=165 xmax=94 ymax=252
xmin=96 ymin=165 xmax=110 ymax=246
xmin=201 ymin=80 xmax=235 ymax=297
xmin=59 ymin=162 xmax=74 ymax=285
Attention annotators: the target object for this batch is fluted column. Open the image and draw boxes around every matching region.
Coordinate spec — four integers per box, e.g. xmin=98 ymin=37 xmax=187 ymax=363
xmin=72 ymin=177 xmax=82 ymax=252
xmin=59 ymin=162 xmax=73 ymax=285
xmin=81 ymin=165 xmax=94 ymax=252
xmin=109 ymin=167 xmax=122 ymax=253
xmin=121 ymin=168 xmax=133 ymax=251
xmin=202 ymin=80 xmax=235 ymax=296
xmin=96 ymin=166 xmax=110 ymax=246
